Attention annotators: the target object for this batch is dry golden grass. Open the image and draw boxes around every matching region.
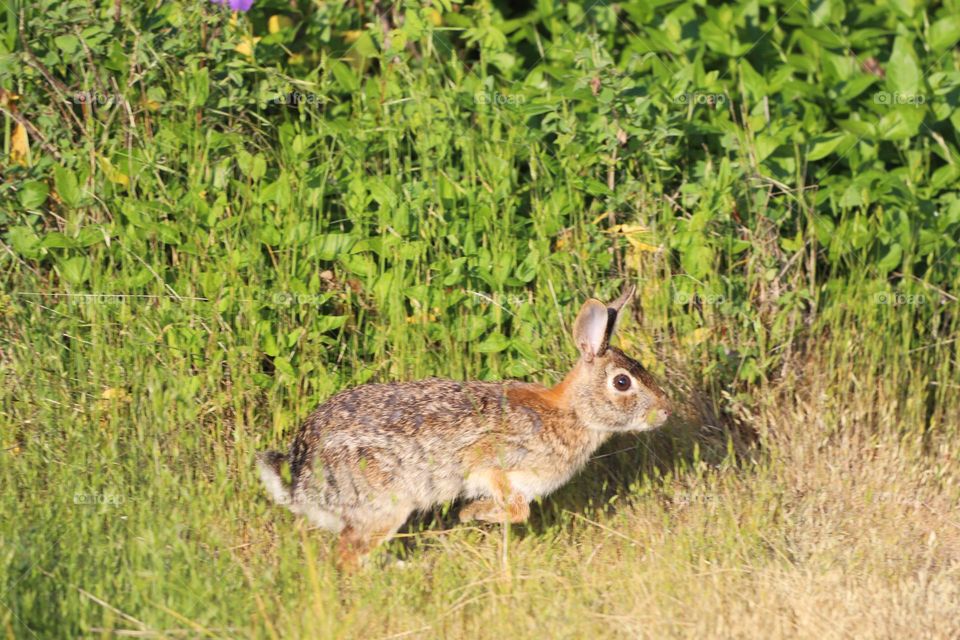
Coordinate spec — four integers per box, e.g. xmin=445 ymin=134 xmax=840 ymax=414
xmin=249 ymin=343 xmax=960 ymax=640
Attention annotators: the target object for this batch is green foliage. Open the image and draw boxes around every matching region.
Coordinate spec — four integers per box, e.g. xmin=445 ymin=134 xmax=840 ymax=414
xmin=3 ymin=0 xmax=958 ymax=382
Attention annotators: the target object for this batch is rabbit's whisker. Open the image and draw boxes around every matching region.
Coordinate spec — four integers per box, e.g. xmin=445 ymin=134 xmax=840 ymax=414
xmin=591 ymin=444 xmax=643 ymax=460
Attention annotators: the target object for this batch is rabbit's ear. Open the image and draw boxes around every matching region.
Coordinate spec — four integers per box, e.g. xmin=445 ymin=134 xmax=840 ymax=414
xmin=603 ymin=284 xmax=636 ymax=346
xmin=574 ymin=299 xmax=610 ymax=361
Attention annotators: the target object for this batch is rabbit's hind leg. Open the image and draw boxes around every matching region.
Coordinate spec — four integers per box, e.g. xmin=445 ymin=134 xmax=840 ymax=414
xmin=336 ymin=507 xmax=411 ymax=572
xmin=459 ymin=470 xmax=530 ymax=524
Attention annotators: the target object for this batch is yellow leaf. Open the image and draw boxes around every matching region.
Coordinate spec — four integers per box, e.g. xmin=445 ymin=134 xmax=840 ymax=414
xmin=428 ymin=10 xmax=443 ymax=26
xmin=234 ymin=35 xmax=260 ymax=58
xmin=591 ymin=211 xmax=611 ymax=225
xmin=683 ymin=327 xmax=711 ymax=347
xmin=98 ymin=156 xmax=130 ymax=187
xmin=10 ymin=123 xmax=30 ymax=166
xmin=101 ymin=387 xmax=130 ymax=401
xmin=343 ymin=30 xmax=363 ymax=43
xmin=0 ymin=90 xmax=20 ymax=109
xmin=96 ymin=386 xmax=131 ymax=416
xmin=109 ymin=168 xmax=129 ymax=187
xmin=627 ymin=240 xmax=662 ymax=253
xmin=608 ymin=223 xmax=650 ymax=235
xmin=609 ymin=223 xmax=662 ymax=253
xmin=268 ymin=15 xmax=293 ymax=33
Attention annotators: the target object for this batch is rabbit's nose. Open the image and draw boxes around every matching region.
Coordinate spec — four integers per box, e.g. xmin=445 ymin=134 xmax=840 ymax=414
xmin=657 ymin=403 xmax=672 ymax=423
xmin=655 ymin=397 xmax=671 ymax=416
xmin=646 ymin=406 xmax=671 ymax=427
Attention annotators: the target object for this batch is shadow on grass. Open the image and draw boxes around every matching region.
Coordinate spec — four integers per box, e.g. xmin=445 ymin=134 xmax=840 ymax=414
xmin=392 ymin=389 xmax=756 ymax=558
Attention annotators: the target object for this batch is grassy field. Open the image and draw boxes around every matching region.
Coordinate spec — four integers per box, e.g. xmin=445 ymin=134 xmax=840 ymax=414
xmin=3 ymin=0 xmax=960 ymax=637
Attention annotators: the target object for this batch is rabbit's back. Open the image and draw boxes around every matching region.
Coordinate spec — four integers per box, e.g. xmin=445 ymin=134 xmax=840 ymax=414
xmin=288 ymin=378 xmax=547 ymax=512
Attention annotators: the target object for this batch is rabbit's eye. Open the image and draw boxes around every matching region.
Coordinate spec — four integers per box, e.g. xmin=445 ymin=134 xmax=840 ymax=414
xmin=613 ymin=374 xmax=632 ymax=391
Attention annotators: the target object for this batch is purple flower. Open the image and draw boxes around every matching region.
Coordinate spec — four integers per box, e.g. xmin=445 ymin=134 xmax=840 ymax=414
xmin=210 ymin=0 xmax=253 ymax=12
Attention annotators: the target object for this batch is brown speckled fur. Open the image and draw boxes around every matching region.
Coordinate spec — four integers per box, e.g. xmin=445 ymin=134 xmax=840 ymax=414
xmin=256 ymin=287 xmax=671 ymax=570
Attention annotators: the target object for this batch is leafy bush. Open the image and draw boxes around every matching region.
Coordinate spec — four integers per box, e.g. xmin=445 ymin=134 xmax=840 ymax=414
xmin=4 ymin=1 xmax=957 ymax=390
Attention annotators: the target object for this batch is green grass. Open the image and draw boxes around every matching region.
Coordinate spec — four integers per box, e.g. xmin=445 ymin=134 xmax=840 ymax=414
xmin=2 ymin=0 xmax=960 ymax=637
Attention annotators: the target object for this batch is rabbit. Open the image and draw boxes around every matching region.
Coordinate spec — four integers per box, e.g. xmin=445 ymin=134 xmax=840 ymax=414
xmin=256 ymin=285 xmax=671 ymax=570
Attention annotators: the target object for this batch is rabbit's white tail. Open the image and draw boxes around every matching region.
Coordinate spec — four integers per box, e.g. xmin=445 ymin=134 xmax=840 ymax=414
xmin=256 ymin=450 xmax=344 ymax=531
xmin=256 ymin=451 xmax=292 ymax=505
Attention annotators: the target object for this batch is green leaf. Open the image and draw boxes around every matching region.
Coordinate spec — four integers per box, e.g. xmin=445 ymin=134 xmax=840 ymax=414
xmin=930 ymin=164 xmax=960 ymax=191
xmin=887 ymin=0 xmax=916 ymax=18
xmin=354 ymin=31 xmax=379 ymax=58
xmin=286 ymin=327 xmax=306 ymax=348
xmin=105 ymin=40 xmax=128 ymax=73
xmin=886 ymin=37 xmax=921 ymax=96
xmin=59 ymin=256 xmax=91 ymax=285
xmin=147 ymin=222 xmax=181 ymax=245
xmin=315 ymin=315 xmax=347 ymax=333
xmin=755 ymin=135 xmax=780 ymax=163
xmin=257 ymin=225 xmax=281 ymax=246
xmin=681 ymin=242 xmax=714 ymax=280
xmin=41 ymin=232 xmax=79 ymax=249
xmin=311 ymin=234 xmax=357 ymax=261
xmin=929 ymin=16 xmax=960 ymax=53
xmin=739 ymin=60 xmax=767 ymax=99
xmin=273 ymin=356 xmax=295 ymax=377
xmin=630 ymin=28 xmax=682 ymax=55
xmin=339 ymin=253 xmax=377 ymax=277
xmin=839 ymin=184 xmax=863 ymax=208
xmin=838 ymin=74 xmax=877 ymax=101
xmin=54 ymin=35 xmax=80 ymax=55
xmin=878 ymin=107 xmax=925 ymax=140
xmin=836 ymin=118 xmax=876 ymax=139
xmin=807 ymin=134 xmax=848 ymax=161
xmin=803 ymin=27 xmax=845 ymax=49
xmin=464 ymin=316 xmax=488 ymax=341
xmin=738 ymin=357 xmax=763 ymax=383
xmin=402 ymin=9 xmax=424 ymax=39
xmin=877 ymin=243 xmax=902 ymax=274
xmin=514 ymin=247 xmax=540 ymax=283
xmin=54 ymin=167 xmax=82 ymax=207
xmin=75 ymin=226 xmax=106 ymax=248
xmin=7 ymin=226 xmax=42 ymax=259
xmin=126 ymin=268 xmax=154 ymax=288
xmin=236 ymin=151 xmax=267 ymax=182
xmin=18 ymin=181 xmax=49 ymax=209
xmin=262 ymin=332 xmax=279 ymax=358
xmin=475 ymin=331 xmax=510 ymax=353
xmin=331 ymin=62 xmax=359 ymax=92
